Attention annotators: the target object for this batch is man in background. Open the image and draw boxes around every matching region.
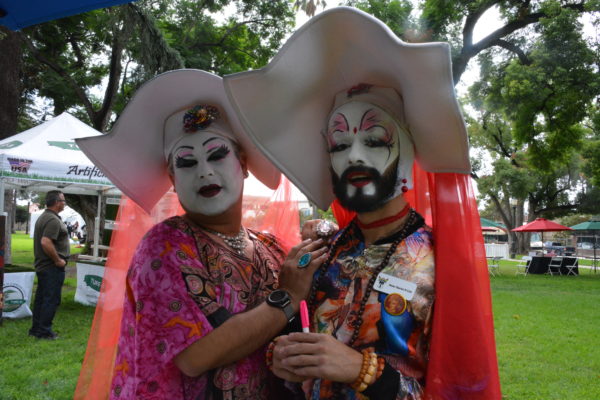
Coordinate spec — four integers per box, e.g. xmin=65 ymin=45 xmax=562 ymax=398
xmin=29 ymin=190 xmax=69 ymax=340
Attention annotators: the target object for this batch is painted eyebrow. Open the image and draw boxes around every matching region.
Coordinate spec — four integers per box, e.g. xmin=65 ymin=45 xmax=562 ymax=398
xmin=329 ymin=113 xmax=349 ymax=133
xmin=202 ymin=137 xmax=221 ymax=146
xmin=174 ymin=145 xmax=194 ymax=155
xmin=359 ymin=108 xmax=380 ymax=131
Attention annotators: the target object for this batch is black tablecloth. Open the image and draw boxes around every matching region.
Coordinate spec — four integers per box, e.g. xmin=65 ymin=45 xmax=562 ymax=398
xmin=528 ymin=257 xmax=579 ymax=275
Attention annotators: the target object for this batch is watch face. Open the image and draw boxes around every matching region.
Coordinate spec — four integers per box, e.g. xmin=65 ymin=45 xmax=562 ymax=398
xmin=270 ymin=290 xmax=287 ymax=303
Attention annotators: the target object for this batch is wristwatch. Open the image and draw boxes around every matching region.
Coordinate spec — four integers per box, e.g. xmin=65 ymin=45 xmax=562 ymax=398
xmin=266 ymin=289 xmax=295 ymax=323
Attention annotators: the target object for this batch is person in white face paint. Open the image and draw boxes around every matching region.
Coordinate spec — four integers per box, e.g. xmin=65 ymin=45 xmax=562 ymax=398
xmin=170 ymin=134 xmax=245 ymax=217
xmin=273 ymin=84 xmax=434 ymax=400
xmin=224 ymin=7 xmax=501 ymax=400
xmin=76 ymin=69 xmax=328 ymax=400
xmin=327 ymin=98 xmax=412 ymax=213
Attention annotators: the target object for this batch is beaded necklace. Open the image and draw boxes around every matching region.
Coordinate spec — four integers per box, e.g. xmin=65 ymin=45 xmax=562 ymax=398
xmin=308 ymin=209 xmax=417 ymax=346
xmin=307 ymin=209 xmax=417 ymax=399
xmin=202 ymin=226 xmax=247 ymax=255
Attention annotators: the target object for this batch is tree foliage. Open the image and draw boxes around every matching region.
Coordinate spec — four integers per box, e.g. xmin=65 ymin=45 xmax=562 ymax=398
xmin=421 ymin=0 xmax=599 ymax=83
xmin=18 ymin=4 xmax=183 ymax=132
xmin=16 ymin=0 xmax=294 ymax=133
xmin=345 ymin=0 xmax=414 ymax=37
xmin=581 ymin=106 xmax=600 ymax=187
xmin=158 ymin=0 xmax=294 ymax=74
xmin=8 ymin=0 xmax=295 ymax=252
xmin=442 ymin=1 xmax=600 ymax=251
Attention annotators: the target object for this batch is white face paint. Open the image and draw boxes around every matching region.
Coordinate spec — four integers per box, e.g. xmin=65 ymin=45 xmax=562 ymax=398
xmin=326 ymin=102 xmax=400 ymax=198
xmin=171 ymin=133 xmax=244 ymax=216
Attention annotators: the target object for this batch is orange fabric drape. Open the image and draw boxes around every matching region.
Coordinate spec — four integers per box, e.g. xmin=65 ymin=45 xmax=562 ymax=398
xmin=74 ymin=177 xmax=299 ymax=400
xmin=73 ymin=192 xmax=183 ymax=400
xmin=332 ymin=164 xmax=501 ymax=399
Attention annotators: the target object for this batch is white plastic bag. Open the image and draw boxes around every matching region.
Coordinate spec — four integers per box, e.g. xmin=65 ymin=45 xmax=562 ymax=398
xmin=74 ymin=263 xmax=105 ymax=306
xmin=2 ymin=272 xmax=35 ymax=319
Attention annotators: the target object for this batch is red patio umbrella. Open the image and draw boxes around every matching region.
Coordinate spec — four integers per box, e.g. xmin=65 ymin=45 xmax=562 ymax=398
xmin=512 ymin=218 xmax=573 ymax=252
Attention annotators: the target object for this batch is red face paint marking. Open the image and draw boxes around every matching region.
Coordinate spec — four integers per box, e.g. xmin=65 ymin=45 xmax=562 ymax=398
xmin=327 ymin=113 xmax=350 ymax=148
xmin=353 ymin=127 xmax=357 ymax=134
xmin=360 ymin=108 xmax=395 ymax=146
xmin=331 ymin=114 xmax=349 ymax=133
xmin=360 ymin=109 xmax=379 ymax=132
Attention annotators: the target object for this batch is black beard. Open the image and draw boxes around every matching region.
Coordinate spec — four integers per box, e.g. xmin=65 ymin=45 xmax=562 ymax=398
xmin=331 ymin=158 xmax=399 ymax=213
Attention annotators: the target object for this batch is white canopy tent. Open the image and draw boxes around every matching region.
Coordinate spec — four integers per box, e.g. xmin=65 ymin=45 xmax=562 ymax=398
xmin=0 ymin=112 xmax=120 ymax=259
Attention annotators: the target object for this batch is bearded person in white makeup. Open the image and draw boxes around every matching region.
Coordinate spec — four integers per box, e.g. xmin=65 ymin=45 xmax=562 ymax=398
xmin=76 ymin=69 xmax=328 ymax=400
xmin=276 ymin=85 xmax=433 ymax=400
xmin=224 ymin=7 xmax=501 ymax=400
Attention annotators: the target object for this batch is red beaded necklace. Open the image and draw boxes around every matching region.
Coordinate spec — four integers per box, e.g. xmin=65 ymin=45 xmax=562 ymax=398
xmin=356 ymin=203 xmax=410 ymax=229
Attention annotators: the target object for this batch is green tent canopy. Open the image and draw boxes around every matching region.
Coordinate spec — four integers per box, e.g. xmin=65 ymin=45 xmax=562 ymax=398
xmin=480 ymin=217 xmax=507 ymax=231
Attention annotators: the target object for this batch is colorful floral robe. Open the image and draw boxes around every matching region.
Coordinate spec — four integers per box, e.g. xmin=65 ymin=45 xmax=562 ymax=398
xmin=308 ymin=213 xmax=434 ymax=399
xmin=110 ymin=216 xmax=285 ymax=400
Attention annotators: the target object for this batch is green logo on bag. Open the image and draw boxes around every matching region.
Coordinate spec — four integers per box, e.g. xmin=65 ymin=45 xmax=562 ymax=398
xmin=3 ymin=286 xmax=26 ymax=312
xmin=84 ymin=275 xmax=103 ymax=292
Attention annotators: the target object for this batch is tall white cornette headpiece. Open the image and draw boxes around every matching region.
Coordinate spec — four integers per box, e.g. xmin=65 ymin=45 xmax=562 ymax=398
xmin=224 ymin=7 xmax=471 ymax=210
xmin=76 ymin=69 xmax=281 ymax=213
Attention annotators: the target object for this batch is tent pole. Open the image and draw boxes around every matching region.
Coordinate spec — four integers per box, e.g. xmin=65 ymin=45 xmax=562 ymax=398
xmin=594 ymin=233 xmax=597 ymax=273
xmin=0 ymin=179 xmax=4 ymax=214
xmin=93 ymin=192 xmax=102 ymax=259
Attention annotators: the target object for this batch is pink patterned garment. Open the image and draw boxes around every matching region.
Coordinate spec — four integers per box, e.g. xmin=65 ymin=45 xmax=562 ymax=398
xmin=110 ymin=216 xmax=285 ymax=400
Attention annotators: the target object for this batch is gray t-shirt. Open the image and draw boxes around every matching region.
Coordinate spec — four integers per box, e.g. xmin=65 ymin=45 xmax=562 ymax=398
xmin=34 ymin=209 xmax=70 ymax=271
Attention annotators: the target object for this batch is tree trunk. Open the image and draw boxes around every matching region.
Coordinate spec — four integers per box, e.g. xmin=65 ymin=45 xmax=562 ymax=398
xmin=66 ymin=194 xmax=104 ymax=255
xmin=0 ymin=27 xmax=22 ymax=140
xmin=3 ymin=190 xmax=15 ymax=264
xmin=0 ymin=27 xmax=23 ymax=266
xmin=515 ymin=201 xmax=529 ymax=254
xmin=508 ymin=232 xmax=518 ymax=259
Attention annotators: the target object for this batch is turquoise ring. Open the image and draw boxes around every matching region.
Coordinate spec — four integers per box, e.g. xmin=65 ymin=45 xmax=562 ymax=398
xmin=298 ymin=252 xmax=312 ymax=268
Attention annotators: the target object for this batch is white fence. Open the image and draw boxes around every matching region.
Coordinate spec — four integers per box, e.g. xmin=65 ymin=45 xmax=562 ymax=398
xmin=485 ymin=243 xmax=510 ymax=259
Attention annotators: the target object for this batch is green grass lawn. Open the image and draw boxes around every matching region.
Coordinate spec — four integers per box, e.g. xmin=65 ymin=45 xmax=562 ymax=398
xmin=490 ymin=260 xmax=600 ymax=399
xmin=1 ymin=247 xmax=599 ymax=399
xmin=8 ymin=231 xmax=84 ymax=269
xmin=0 ymin=277 xmax=95 ymax=400
xmin=1 ymin=233 xmax=91 ymax=400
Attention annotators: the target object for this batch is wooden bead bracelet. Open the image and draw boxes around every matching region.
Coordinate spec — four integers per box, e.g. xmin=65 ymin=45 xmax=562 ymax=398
xmin=350 ymin=348 xmax=378 ymax=392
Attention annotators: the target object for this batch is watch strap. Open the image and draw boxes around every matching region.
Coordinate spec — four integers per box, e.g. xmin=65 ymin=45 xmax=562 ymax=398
xmin=281 ymin=302 xmax=295 ymax=323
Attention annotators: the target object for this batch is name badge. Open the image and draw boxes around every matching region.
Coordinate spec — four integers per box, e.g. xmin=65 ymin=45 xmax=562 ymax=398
xmin=374 ymin=272 xmax=417 ymax=300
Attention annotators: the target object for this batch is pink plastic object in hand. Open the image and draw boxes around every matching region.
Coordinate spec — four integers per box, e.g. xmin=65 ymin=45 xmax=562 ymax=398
xmin=300 ymin=300 xmax=310 ymax=333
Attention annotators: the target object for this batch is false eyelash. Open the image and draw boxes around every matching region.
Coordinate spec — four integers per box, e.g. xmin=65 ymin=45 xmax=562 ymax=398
xmin=175 ymin=157 xmax=197 ymax=168
xmin=327 ymin=143 xmax=350 ymax=153
xmin=365 ymin=138 xmax=395 ymax=148
xmin=207 ymin=144 xmax=230 ymax=161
